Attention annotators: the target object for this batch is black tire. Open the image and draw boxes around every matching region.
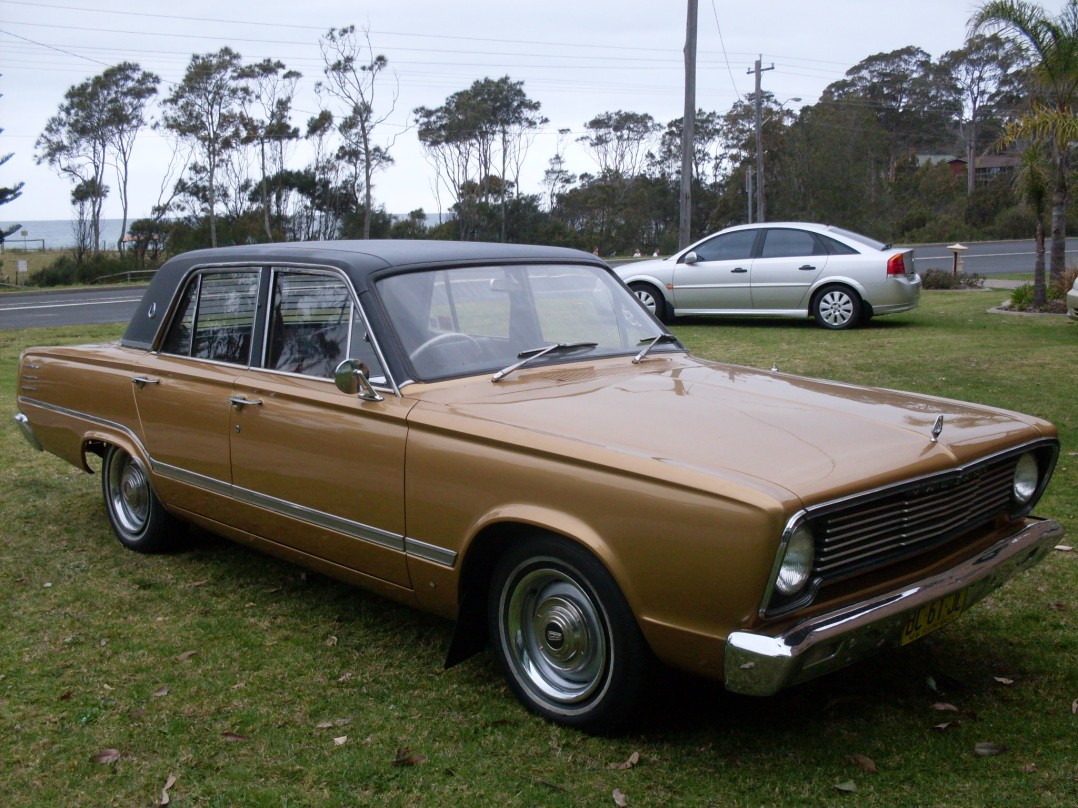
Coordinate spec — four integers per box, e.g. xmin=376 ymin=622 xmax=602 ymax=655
xmin=488 ymin=536 xmax=649 ymax=730
xmin=812 ymin=284 xmax=862 ymax=330
xmin=629 ymin=283 xmax=669 ymax=323
xmin=101 ymin=445 xmax=178 ymax=553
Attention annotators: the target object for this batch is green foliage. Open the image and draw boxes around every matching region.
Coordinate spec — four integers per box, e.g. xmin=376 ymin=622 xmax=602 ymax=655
xmin=920 ymin=269 xmax=986 ymax=289
xmin=27 ymin=253 xmax=148 ymax=287
xmin=1009 ymin=282 xmax=1034 ymax=309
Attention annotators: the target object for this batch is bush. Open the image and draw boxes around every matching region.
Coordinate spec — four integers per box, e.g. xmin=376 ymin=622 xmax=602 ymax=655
xmin=1049 ymin=266 xmax=1077 ymax=301
xmin=1009 ymin=283 xmax=1034 ymax=310
xmin=28 ymin=253 xmax=146 ymax=288
xmin=920 ymin=268 xmax=985 ymax=290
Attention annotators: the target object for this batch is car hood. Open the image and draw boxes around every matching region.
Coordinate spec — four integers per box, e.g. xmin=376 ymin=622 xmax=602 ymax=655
xmin=408 ymin=356 xmax=1051 ymax=508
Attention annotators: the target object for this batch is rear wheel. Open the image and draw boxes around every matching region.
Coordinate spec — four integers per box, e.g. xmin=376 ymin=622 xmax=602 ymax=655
xmin=812 ymin=284 xmax=862 ymax=330
xmin=488 ymin=536 xmax=649 ymax=729
xmin=101 ymin=445 xmax=178 ymax=553
xmin=629 ymin=283 xmax=669 ymax=323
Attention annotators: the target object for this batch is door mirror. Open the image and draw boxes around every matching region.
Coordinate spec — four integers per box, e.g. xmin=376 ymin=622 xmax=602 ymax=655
xmin=334 ymin=359 xmax=383 ymax=402
xmin=682 ymin=250 xmax=699 ymax=265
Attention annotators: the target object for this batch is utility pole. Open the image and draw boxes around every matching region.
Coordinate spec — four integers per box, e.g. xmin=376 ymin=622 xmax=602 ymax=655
xmin=748 ymin=56 xmax=773 ymax=223
xmin=679 ymin=0 xmax=698 ymax=250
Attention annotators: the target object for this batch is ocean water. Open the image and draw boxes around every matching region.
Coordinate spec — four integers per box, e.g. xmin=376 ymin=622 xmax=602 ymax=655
xmin=1 ymin=219 xmax=129 ymax=250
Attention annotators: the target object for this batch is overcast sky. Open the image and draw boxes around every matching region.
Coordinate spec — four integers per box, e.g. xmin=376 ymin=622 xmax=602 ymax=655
xmin=2 ymin=0 xmax=984 ymax=225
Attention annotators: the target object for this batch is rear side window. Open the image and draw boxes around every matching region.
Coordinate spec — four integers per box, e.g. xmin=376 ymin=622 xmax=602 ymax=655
xmin=759 ymin=228 xmax=827 ymax=259
xmin=820 ymin=235 xmax=859 ymax=255
xmin=160 ymin=270 xmax=260 ymax=365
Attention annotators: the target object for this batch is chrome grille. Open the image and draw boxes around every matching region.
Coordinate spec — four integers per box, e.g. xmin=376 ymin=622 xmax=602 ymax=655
xmin=810 ymin=456 xmax=1018 ymax=580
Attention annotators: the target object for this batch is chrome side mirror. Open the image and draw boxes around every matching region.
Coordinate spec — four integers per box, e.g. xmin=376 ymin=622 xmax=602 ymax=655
xmin=682 ymin=250 xmax=699 ymax=265
xmin=334 ymin=359 xmax=383 ymax=402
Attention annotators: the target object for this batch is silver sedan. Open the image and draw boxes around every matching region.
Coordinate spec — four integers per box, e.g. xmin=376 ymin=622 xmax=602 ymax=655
xmin=616 ymin=222 xmax=921 ymax=329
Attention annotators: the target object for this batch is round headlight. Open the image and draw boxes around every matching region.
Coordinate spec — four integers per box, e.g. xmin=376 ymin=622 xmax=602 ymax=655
xmin=1013 ymin=453 xmax=1039 ymax=504
xmin=776 ymin=523 xmax=815 ymax=596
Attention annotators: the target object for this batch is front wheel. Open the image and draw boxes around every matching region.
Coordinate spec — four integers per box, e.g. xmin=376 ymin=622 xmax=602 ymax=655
xmin=812 ymin=284 xmax=862 ymax=330
xmin=629 ymin=283 xmax=669 ymax=323
xmin=101 ymin=445 xmax=178 ymax=553
xmin=488 ymin=536 xmax=649 ymax=729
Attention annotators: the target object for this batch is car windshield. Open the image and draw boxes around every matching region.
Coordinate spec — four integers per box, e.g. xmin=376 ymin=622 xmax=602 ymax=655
xmin=377 ymin=263 xmax=679 ymax=381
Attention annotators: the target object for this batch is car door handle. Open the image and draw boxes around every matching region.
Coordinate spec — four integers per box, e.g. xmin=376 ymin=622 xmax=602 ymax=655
xmin=229 ymin=395 xmax=263 ymax=408
xmin=731 ymin=267 xmax=748 ymax=274
xmin=132 ymin=376 xmax=160 ymax=388
xmin=798 ymin=264 xmax=816 ymax=271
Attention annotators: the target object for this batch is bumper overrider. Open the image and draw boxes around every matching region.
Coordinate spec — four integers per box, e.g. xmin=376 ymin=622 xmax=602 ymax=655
xmin=724 ymin=517 xmax=1063 ymax=696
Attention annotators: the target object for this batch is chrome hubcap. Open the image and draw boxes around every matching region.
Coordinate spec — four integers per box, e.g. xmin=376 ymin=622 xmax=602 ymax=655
xmin=109 ymin=454 xmax=149 ymax=536
xmin=819 ymin=291 xmax=853 ymax=326
xmin=504 ymin=567 xmax=607 ymax=704
xmin=635 ymin=290 xmax=657 ymax=313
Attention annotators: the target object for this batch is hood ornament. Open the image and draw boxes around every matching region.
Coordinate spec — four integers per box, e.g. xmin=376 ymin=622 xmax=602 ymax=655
xmin=931 ymin=415 xmax=944 ymax=443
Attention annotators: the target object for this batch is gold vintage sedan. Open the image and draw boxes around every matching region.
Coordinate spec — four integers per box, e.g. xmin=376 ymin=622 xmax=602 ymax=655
xmin=15 ymin=241 xmax=1062 ymax=729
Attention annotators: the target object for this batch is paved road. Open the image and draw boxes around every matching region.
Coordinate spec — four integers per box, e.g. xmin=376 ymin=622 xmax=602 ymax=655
xmin=0 ymin=286 xmax=144 ymax=330
xmin=2 ymin=237 xmax=1074 ymax=330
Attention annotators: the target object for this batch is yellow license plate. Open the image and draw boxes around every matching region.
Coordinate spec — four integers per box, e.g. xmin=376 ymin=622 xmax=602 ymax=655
xmin=900 ymin=589 xmax=968 ymax=645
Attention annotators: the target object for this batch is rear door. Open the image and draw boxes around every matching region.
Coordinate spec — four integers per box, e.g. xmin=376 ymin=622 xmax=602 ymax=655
xmin=749 ymin=227 xmax=828 ymax=310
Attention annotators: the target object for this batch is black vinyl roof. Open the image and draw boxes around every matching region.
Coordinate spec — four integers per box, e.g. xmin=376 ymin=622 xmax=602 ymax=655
xmin=121 ymin=239 xmax=604 ymax=350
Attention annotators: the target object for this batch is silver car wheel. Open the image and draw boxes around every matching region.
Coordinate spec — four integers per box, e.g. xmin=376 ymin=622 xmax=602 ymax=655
xmin=501 ymin=564 xmax=608 ymax=704
xmin=629 ymin=283 xmax=668 ymax=322
xmin=813 ymin=285 xmax=861 ymax=330
xmin=106 ymin=451 xmax=150 ymax=536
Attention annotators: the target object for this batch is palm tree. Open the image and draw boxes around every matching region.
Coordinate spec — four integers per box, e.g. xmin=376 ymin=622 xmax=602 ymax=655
xmin=1014 ymin=143 xmax=1052 ymax=305
xmin=971 ymin=1 xmax=1078 ymax=286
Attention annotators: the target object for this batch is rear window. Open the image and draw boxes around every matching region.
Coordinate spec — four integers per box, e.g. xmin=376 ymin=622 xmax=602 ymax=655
xmin=827 ymin=226 xmax=886 ymax=251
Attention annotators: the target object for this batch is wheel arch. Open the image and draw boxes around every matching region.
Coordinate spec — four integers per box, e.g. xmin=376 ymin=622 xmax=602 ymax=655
xmin=622 ymin=273 xmax=672 ymax=305
xmin=807 ymin=276 xmax=867 ymax=311
xmin=444 ymin=510 xmax=638 ymax=670
xmin=80 ymin=429 xmax=151 ymax=475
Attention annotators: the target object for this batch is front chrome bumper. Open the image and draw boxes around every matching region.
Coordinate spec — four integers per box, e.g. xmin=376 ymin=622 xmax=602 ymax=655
xmin=14 ymin=412 xmax=43 ymax=452
xmin=724 ymin=517 xmax=1063 ymax=696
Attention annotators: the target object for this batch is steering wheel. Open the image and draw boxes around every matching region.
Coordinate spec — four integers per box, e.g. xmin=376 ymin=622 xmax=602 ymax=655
xmin=409 ymin=331 xmax=483 ymax=367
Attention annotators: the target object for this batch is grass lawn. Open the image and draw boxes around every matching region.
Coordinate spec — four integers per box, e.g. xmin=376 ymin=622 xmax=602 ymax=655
xmin=1 ymin=292 xmax=1075 ymax=807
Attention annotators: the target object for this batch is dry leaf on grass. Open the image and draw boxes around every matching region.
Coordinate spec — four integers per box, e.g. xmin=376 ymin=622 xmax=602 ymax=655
xmin=176 ymin=650 xmax=197 ymax=662
xmin=325 ymin=635 xmax=338 ymax=647
xmin=1020 ymin=763 xmax=1037 ymax=774
xmin=1053 ymin=545 xmax=1072 ymax=552
xmin=159 ymin=774 xmax=177 ymax=806
xmin=993 ymin=677 xmax=1015 ymax=686
xmin=974 ymin=742 xmax=1008 ymax=757
xmin=608 ymin=751 xmax=640 ymax=770
xmin=613 ymin=788 xmax=629 ymax=806
xmin=933 ymin=722 xmax=953 ymax=731
xmin=392 ymin=747 xmax=426 ymax=767
xmin=1071 ymin=698 xmax=1077 ymax=715
xmin=931 ymin=702 xmax=959 ymax=712
xmin=315 ymin=718 xmax=352 ymax=730
xmin=90 ymin=749 xmax=120 ymax=764
xmin=333 ymin=736 xmax=347 ymax=746
xmin=834 ymin=781 xmax=857 ymax=793
xmin=221 ymin=732 xmax=247 ymax=742
xmin=59 ymin=690 xmax=73 ymax=701
xmin=153 ymin=687 xmax=169 ymax=698
xmin=849 ymin=754 xmax=877 ymax=773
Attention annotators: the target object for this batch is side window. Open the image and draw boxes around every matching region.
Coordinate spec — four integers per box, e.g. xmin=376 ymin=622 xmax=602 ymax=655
xmin=759 ymin=229 xmax=824 ymax=259
xmin=692 ymin=230 xmax=757 ymax=262
xmin=160 ymin=270 xmax=259 ymax=365
xmin=265 ymin=270 xmax=384 ymax=382
xmin=820 ymin=235 xmax=859 ymax=256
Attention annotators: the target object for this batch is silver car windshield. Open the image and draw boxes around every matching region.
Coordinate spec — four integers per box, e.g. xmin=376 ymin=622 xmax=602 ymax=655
xmin=378 ymin=263 xmax=680 ymax=381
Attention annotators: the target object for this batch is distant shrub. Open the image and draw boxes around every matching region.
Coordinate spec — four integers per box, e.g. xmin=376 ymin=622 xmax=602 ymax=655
xmin=1049 ymin=266 xmax=1077 ymax=301
xmin=920 ymin=268 xmax=985 ymax=290
xmin=28 ymin=253 xmax=145 ymax=288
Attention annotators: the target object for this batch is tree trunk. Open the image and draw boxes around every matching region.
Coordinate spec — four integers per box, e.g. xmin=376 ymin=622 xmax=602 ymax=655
xmin=1032 ymin=218 xmax=1047 ymax=308
xmin=1049 ymin=144 xmax=1069 ymax=287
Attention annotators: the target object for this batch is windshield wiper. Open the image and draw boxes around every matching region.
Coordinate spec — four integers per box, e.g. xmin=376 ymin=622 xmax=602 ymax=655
xmin=633 ymin=333 xmax=679 ymax=364
xmin=491 ymin=342 xmax=598 ymax=382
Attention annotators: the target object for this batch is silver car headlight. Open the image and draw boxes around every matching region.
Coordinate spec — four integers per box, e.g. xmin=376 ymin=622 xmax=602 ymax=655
xmin=1013 ymin=453 xmax=1039 ymax=504
xmin=776 ymin=523 xmax=815 ymax=596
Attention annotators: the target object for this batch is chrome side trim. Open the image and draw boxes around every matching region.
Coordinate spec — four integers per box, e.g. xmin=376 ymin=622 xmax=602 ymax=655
xmin=14 ymin=412 xmax=43 ymax=451
xmin=153 ymin=460 xmax=406 ymax=553
xmin=19 ymin=397 xmax=146 ymax=453
xmin=21 ymin=398 xmax=457 ymax=565
xmin=405 ymin=537 xmax=458 ymax=568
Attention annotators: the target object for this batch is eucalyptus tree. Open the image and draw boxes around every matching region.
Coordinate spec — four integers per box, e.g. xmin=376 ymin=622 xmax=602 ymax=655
xmin=972 ymin=0 xmax=1078 ymax=285
xmin=239 ymin=58 xmax=301 ymax=239
xmin=162 ymin=48 xmax=250 ymax=248
xmin=415 ymin=76 xmax=545 ymax=241
xmin=36 ymin=62 xmax=159 ymax=253
xmin=942 ymin=35 xmax=1023 ymax=196
xmin=318 ymin=25 xmax=397 ymax=240
xmin=576 ymin=110 xmax=659 ymax=179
